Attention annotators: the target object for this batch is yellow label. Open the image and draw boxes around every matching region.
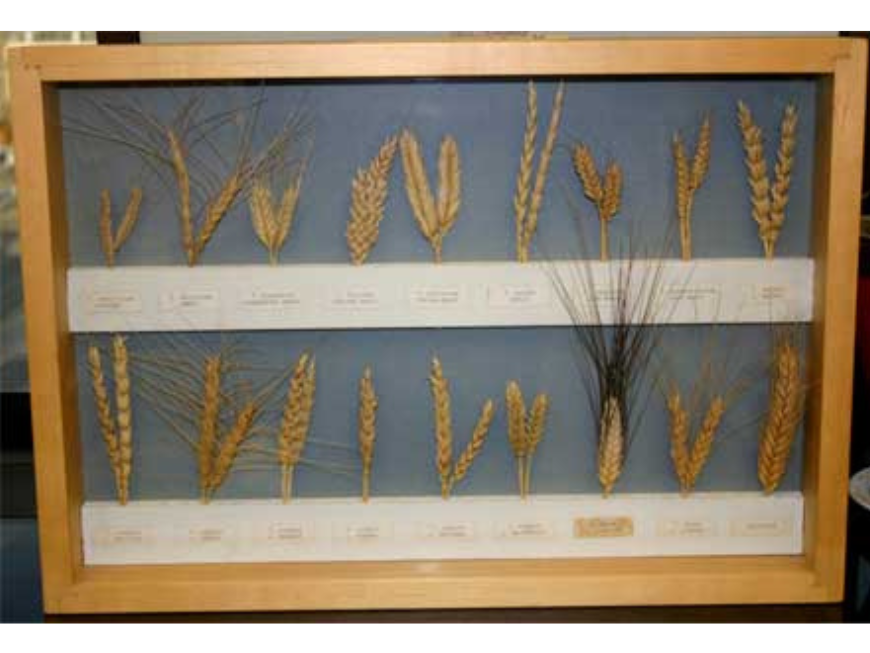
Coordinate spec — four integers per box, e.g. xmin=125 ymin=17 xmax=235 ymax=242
xmin=574 ymin=516 xmax=634 ymax=538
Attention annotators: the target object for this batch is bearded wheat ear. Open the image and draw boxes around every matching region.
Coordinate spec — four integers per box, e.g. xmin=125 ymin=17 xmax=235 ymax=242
xmin=347 ymin=135 xmax=399 ymax=265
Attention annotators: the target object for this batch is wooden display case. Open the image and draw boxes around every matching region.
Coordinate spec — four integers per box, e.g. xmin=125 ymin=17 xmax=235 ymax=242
xmin=8 ymin=37 xmax=867 ymax=614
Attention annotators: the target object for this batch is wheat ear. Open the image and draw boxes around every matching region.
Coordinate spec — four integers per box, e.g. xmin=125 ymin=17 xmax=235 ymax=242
xmin=194 ymin=170 xmax=241 ymax=264
xmin=87 ymin=344 xmax=122 ymax=500
xmin=505 ymin=381 xmax=528 ymax=495
xmin=400 ymin=130 xmax=462 ymax=263
xmin=667 ymin=387 xmax=692 ymax=493
xmin=514 ymin=82 xmax=566 ymax=262
xmin=770 ymin=104 xmax=797 ymax=243
xmin=99 ymin=190 xmax=114 ymax=267
xmin=673 ymin=114 xmax=712 ymax=261
xmin=206 ymin=402 xmax=257 ymax=498
xmin=114 ymin=187 xmax=143 ymax=253
xmin=198 ymin=356 xmax=222 ymax=503
xmin=429 ymin=358 xmax=454 ymax=498
xmin=347 ymin=135 xmax=399 ymax=265
xmin=250 ymin=173 xmax=303 ymax=265
xmin=449 ymin=400 xmax=495 ymax=493
xmin=737 ymin=101 xmax=777 ymax=258
xmin=167 ymin=129 xmax=194 ymax=265
xmin=688 ymin=396 xmax=724 ymax=488
xmin=400 ymin=130 xmax=439 ymax=249
xmin=573 ymin=144 xmax=622 ymax=261
xmin=111 ymin=335 xmax=132 ymax=505
xmin=523 ymin=393 xmax=549 ymax=497
xmin=598 ymin=396 xmax=624 ymax=497
xmin=513 ymin=83 xmax=538 ymax=263
xmin=358 ymin=367 xmax=378 ymax=502
xmin=758 ymin=336 xmax=804 ymax=494
xmin=278 ymin=353 xmax=316 ymax=502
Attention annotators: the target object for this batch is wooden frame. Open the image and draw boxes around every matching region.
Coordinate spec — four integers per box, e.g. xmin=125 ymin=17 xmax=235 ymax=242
xmin=8 ymin=37 xmax=867 ymax=614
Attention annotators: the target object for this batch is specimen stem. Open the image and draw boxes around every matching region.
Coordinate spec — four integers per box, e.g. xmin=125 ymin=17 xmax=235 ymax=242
xmin=600 ymin=221 xmax=610 ymax=262
xmin=517 ymin=457 xmax=526 ymax=499
xmin=281 ymin=464 xmax=295 ymax=503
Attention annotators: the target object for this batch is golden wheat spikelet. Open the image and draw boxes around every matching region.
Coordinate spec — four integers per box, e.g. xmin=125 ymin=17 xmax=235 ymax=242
xmin=98 ymin=190 xmax=114 ymax=267
xmin=198 ymin=356 xmax=222 ymax=502
xmin=249 ymin=180 xmax=277 ymax=258
xmin=167 ymin=129 xmax=194 ymax=264
xmin=758 ymin=336 xmax=804 ymax=494
xmin=400 ymin=130 xmax=438 ymax=240
xmin=450 ymin=400 xmax=495 ymax=490
xmin=513 ymin=83 xmax=538 ymax=263
xmin=523 ymin=393 xmax=550 ymax=498
xmin=770 ymin=104 xmax=798 ymax=235
xmin=666 ymin=388 xmax=691 ymax=493
xmin=672 ymin=135 xmax=691 ymax=260
xmin=347 ymin=135 xmax=399 ymax=265
xmin=195 ymin=170 xmax=241 ymax=263
xmin=437 ymin=136 xmax=461 ymax=237
xmin=505 ymin=381 xmax=527 ymax=458
xmin=206 ymin=402 xmax=257 ymax=498
xmin=598 ymin=397 xmax=624 ymax=497
xmin=112 ymin=335 xmax=132 ymax=505
xmin=601 ymin=163 xmax=623 ymax=222
xmin=429 ymin=357 xmax=454 ymax=498
xmin=688 ymin=395 xmax=725 ymax=488
xmin=87 ymin=344 xmax=121 ymax=496
xmin=572 ymin=144 xmax=603 ymax=204
xmin=520 ymin=81 xmax=565 ymax=262
xmin=691 ymin=115 xmax=712 ymax=191
xmin=114 ymin=187 xmax=143 ymax=253
xmin=358 ymin=367 xmax=378 ymax=502
xmin=278 ymin=353 xmax=316 ymax=502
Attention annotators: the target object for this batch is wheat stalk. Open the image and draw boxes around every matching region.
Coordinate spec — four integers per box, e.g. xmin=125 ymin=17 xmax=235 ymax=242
xmin=758 ymin=333 xmax=804 ymax=494
xmin=429 ymin=357 xmax=454 ymax=498
xmin=358 ymin=367 xmax=378 ymax=502
xmin=573 ymin=144 xmax=623 ymax=261
xmin=689 ymin=396 xmax=724 ymax=486
xmin=112 ymin=335 xmax=132 ymax=505
xmin=449 ymin=400 xmax=494 ymax=491
xmin=87 ymin=344 xmax=122 ymax=500
xmin=346 ymin=135 xmax=399 ymax=265
xmin=598 ymin=396 xmax=624 ymax=497
xmin=198 ymin=356 xmax=222 ymax=503
xmin=513 ymin=82 xmax=566 ymax=262
xmin=738 ymin=101 xmax=797 ymax=259
xmin=400 ymin=130 xmax=461 ymax=263
xmin=278 ymin=353 xmax=316 ymax=502
xmin=167 ymin=129 xmax=195 ymax=264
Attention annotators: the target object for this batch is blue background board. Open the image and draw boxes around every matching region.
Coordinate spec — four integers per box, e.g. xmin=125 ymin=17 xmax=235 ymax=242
xmin=60 ymin=78 xmax=816 ymax=499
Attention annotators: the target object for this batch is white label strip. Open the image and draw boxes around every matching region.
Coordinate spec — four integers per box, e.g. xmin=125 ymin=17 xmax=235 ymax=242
xmin=67 ymin=259 xmax=814 ymax=332
xmin=81 ymin=492 xmax=803 ymax=565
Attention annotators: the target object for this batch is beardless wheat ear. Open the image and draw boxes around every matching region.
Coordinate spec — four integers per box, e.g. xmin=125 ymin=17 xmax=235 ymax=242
xmin=112 ymin=335 xmax=132 ymax=505
xmin=358 ymin=367 xmax=378 ymax=502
